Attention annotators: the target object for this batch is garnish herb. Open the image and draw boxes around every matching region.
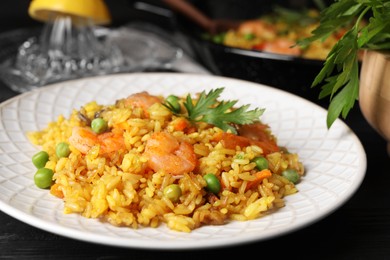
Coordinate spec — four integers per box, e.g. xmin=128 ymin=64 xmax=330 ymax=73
xmin=164 ymin=88 xmax=265 ymax=134
xmin=297 ymin=0 xmax=390 ymax=128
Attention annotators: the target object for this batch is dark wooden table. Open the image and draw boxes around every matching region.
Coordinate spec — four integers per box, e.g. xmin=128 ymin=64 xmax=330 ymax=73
xmin=1 ymin=1 xmax=390 ymax=259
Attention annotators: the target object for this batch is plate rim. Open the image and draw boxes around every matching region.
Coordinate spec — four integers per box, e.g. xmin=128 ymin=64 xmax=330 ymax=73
xmin=0 ymin=72 xmax=367 ymax=250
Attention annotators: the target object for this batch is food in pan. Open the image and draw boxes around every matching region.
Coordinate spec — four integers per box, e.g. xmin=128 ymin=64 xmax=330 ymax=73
xmin=204 ymin=7 xmax=349 ymax=60
xmin=28 ymin=87 xmax=304 ymax=232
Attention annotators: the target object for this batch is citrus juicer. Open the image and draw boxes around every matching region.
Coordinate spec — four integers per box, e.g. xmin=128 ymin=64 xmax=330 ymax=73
xmin=7 ymin=0 xmax=125 ymax=92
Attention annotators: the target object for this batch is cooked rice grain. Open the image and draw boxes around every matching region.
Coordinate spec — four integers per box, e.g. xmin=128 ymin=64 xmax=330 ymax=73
xmin=27 ymin=91 xmax=304 ymax=232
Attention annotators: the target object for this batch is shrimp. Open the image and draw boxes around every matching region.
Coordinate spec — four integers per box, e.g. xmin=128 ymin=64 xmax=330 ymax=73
xmin=238 ymin=20 xmax=276 ymax=40
xmin=213 ymin=122 xmax=279 ymax=155
xmin=68 ymin=126 xmax=125 ymax=154
xmin=122 ymin=91 xmax=162 ymax=117
xmin=237 ymin=122 xmax=280 ymax=154
xmin=143 ymin=131 xmax=197 ymax=175
xmin=262 ymin=38 xmax=302 ymax=56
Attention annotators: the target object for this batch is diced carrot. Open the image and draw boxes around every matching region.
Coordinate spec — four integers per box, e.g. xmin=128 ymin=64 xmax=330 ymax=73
xmin=171 ymin=118 xmax=197 ymax=134
xmin=246 ymin=169 xmax=272 ymax=190
xmin=50 ymin=183 xmax=64 ymax=198
xmin=253 ymin=42 xmax=265 ymax=50
xmin=173 ymin=118 xmax=189 ymax=131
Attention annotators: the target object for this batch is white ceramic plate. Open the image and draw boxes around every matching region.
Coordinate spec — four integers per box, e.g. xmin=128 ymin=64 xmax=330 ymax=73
xmin=0 ymin=73 xmax=366 ymax=250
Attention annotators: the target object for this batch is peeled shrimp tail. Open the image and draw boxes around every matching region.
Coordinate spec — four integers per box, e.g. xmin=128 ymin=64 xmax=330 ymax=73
xmin=69 ymin=127 xmax=125 ymax=155
xmin=143 ymin=131 xmax=197 ymax=175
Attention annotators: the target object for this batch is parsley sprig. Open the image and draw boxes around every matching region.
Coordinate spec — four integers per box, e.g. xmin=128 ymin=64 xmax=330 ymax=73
xmin=165 ymin=88 xmax=265 ymax=134
xmin=298 ymin=0 xmax=390 ymax=128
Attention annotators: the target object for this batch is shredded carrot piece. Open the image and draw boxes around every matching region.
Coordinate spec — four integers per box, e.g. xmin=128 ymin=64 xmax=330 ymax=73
xmin=171 ymin=118 xmax=196 ymax=134
xmin=246 ymin=169 xmax=272 ymax=190
xmin=173 ymin=118 xmax=190 ymax=131
xmin=50 ymin=183 xmax=64 ymax=198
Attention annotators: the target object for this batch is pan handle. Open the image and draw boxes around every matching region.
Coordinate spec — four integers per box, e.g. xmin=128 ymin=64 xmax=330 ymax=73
xmin=130 ymin=0 xmax=239 ymax=34
xmin=130 ymin=0 xmax=209 ymax=34
xmin=132 ymin=0 xmax=174 ymax=18
xmin=128 ymin=0 xmax=177 ymax=30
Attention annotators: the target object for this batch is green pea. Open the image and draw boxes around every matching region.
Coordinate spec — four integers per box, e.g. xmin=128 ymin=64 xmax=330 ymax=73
xmin=282 ymin=169 xmax=300 ymax=184
xmin=244 ymin=33 xmax=255 ymax=40
xmin=34 ymin=168 xmax=54 ymax=189
xmin=163 ymin=184 xmax=182 ymax=202
xmin=56 ymin=142 xmax=70 ymax=158
xmin=252 ymin=156 xmax=269 ymax=170
xmin=212 ymin=33 xmax=225 ymax=44
xmin=32 ymin=151 xmax=49 ymax=169
xmin=91 ymin=118 xmax=108 ymax=134
xmin=165 ymin=95 xmax=181 ymax=113
xmin=203 ymin=173 xmax=221 ymax=194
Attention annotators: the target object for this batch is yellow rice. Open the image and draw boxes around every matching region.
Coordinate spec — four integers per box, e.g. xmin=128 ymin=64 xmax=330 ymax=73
xmin=27 ymin=90 xmax=304 ymax=232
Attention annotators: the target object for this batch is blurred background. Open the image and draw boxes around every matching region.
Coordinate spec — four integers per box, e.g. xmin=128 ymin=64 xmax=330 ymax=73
xmin=0 ymin=0 xmax=210 ymax=94
xmin=0 ymin=0 xmax=137 ymax=32
xmin=0 ymin=0 xmax=330 ymax=101
xmin=0 ymin=1 xmax=389 ymax=259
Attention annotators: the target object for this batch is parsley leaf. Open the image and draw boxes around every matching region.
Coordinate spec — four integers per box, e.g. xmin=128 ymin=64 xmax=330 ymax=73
xmin=297 ymin=0 xmax=390 ymax=128
xmin=166 ymin=88 xmax=265 ymax=134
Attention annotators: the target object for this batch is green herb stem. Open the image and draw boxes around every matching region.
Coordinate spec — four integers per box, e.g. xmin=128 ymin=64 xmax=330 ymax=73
xmin=298 ymin=0 xmax=390 ymax=128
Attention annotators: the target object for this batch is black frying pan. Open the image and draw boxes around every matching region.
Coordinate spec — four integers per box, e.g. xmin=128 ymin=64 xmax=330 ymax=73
xmin=130 ymin=0 xmax=333 ymax=104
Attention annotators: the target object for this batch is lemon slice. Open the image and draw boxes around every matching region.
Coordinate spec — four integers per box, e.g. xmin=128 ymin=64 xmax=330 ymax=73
xmin=28 ymin=0 xmax=111 ymax=25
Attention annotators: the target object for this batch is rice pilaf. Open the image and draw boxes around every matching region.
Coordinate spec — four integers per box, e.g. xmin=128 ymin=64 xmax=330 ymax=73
xmin=27 ymin=88 xmax=304 ymax=232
